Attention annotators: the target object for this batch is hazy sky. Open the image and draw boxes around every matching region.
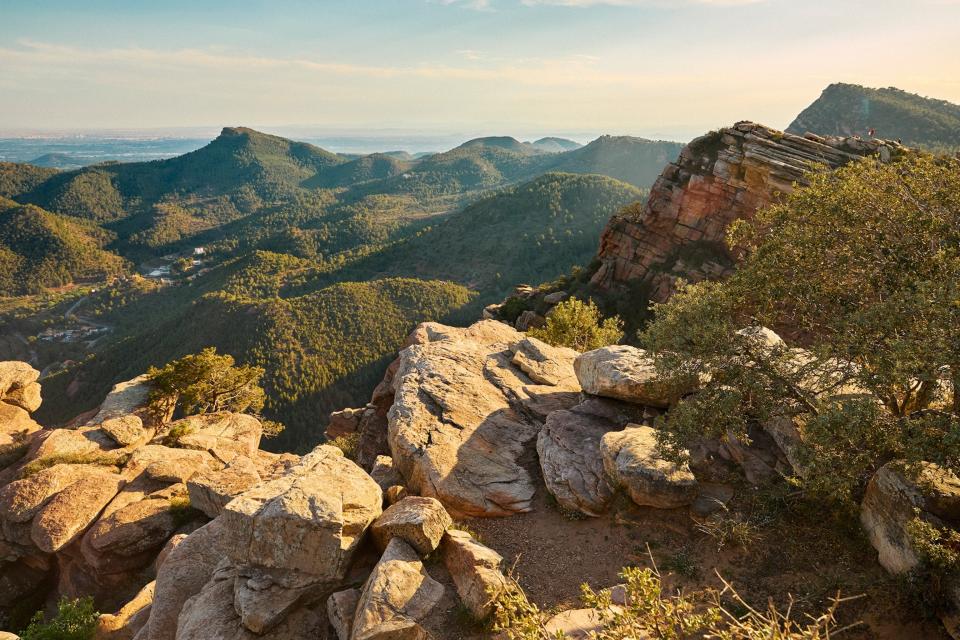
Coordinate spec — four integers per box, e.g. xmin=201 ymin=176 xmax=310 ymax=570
xmin=1 ymin=0 xmax=958 ymax=141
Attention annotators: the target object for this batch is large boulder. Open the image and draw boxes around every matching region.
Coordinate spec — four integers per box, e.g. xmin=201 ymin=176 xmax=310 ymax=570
xmin=574 ymin=346 xmax=675 ymax=408
xmin=90 ymin=375 xmax=153 ymax=424
xmin=168 ymin=413 xmax=262 ymax=462
xmin=328 ymin=588 xmax=360 ymax=640
xmin=81 ymin=493 xmax=183 ymax=574
xmin=537 ymin=398 xmax=649 ymax=517
xmin=220 ymin=444 xmax=381 ymax=580
xmin=351 ymin=538 xmax=445 ymax=640
xmin=600 ymin=425 xmax=698 ymax=509
xmin=441 ymin=529 xmax=508 ymax=620
xmin=99 ymin=416 xmax=149 ymax=448
xmin=174 ymin=561 xmax=327 ymax=640
xmin=388 ymin=321 xmax=580 ymax=517
xmin=370 ymin=496 xmax=452 ymax=556
xmin=122 ymin=445 xmax=217 ymax=484
xmin=186 ymin=456 xmax=261 ymax=518
xmin=0 ymin=403 xmax=41 ymax=469
xmin=30 ymin=468 xmax=124 ymax=553
xmin=144 ymin=519 xmax=227 ymax=640
xmin=0 ymin=361 xmax=40 ymax=405
xmin=861 ymin=462 xmax=960 ymax=575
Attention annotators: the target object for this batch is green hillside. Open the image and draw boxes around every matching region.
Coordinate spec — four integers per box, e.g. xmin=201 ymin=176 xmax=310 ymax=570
xmin=336 ymin=172 xmax=644 ymax=298
xmin=0 ymin=162 xmax=59 ymax=199
xmin=0 ymin=199 xmax=127 ymax=294
xmin=545 ymin=136 xmax=684 ymax=188
xmin=787 ymin=83 xmax=960 ymax=150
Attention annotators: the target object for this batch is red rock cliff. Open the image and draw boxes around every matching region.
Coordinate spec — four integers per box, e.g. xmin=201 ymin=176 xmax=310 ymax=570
xmin=589 ymin=121 xmax=899 ymax=302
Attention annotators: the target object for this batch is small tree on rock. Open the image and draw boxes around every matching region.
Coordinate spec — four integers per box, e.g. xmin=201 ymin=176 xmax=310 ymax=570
xmin=146 ymin=347 xmax=266 ymax=421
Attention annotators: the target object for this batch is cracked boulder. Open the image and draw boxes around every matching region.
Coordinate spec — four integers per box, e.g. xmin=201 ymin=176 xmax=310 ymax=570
xmin=221 ymin=444 xmax=381 ymax=580
xmin=538 ymin=397 xmax=650 ymax=517
xmin=388 ymin=320 xmax=580 ymax=517
xmin=351 ymin=537 xmax=445 ymax=640
xmin=371 ymin=496 xmax=452 ymax=555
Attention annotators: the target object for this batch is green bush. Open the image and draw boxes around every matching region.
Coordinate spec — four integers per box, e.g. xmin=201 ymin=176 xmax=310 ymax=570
xmin=20 ymin=597 xmax=98 ymax=640
xmin=528 ymin=297 xmax=623 ymax=352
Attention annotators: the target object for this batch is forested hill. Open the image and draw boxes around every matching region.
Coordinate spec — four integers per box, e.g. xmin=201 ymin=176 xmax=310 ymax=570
xmin=1 ymin=125 xmax=664 ymax=451
xmin=787 ymin=83 xmax=960 ymax=150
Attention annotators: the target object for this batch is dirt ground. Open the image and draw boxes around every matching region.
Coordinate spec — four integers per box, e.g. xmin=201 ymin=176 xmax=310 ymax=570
xmin=459 ymin=466 xmax=950 ymax=639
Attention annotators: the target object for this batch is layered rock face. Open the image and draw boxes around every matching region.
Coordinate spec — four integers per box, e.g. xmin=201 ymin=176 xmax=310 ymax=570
xmin=588 ymin=122 xmax=900 ymax=302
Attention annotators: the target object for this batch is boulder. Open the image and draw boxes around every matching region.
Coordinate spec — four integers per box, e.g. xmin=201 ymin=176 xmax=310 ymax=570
xmin=509 ymin=337 xmax=580 ymax=387
xmin=371 ymin=496 xmax=452 ymax=556
xmin=169 ymin=413 xmax=262 ymax=462
xmin=0 ymin=361 xmax=39 ymax=398
xmin=351 ymin=538 xmax=445 ymax=640
xmin=221 ymin=444 xmax=381 ymax=579
xmin=575 ymin=346 xmax=675 ymax=407
xmin=538 ymin=397 xmax=650 ymax=516
xmin=327 ymin=408 xmax=364 ymax=440
xmin=174 ymin=562 xmax=326 ymax=640
xmin=388 ymin=320 xmax=578 ymax=517
xmin=4 ymin=383 xmax=41 ymax=413
xmin=0 ymin=633 xmax=19 ymax=640
xmin=514 ymin=310 xmax=546 ymax=332
xmin=543 ymin=291 xmax=568 ymax=305
xmin=99 ymin=416 xmax=148 ymax=448
xmin=327 ymin=588 xmax=360 ymax=640
xmin=123 ymin=445 xmax=217 ymax=484
xmin=186 ymin=456 xmax=260 ymax=518
xmin=95 ymin=579 xmax=154 ymax=640
xmin=0 ymin=463 xmax=91 ymax=525
xmin=30 ymin=468 xmax=124 ymax=553
xmin=441 ymin=529 xmax=507 ymax=620
xmin=232 ymin=564 xmax=326 ymax=634
xmin=385 ymin=486 xmax=408 ymax=506
xmin=144 ymin=519 xmax=226 ymax=640
xmin=90 ymin=375 xmax=153 ymax=424
xmin=860 ymin=462 xmax=960 ymax=575
xmin=0 ymin=403 xmax=41 ymax=469
xmin=370 ymin=456 xmax=403 ymax=493
xmin=600 ymin=425 xmax=698 ymax=509
xmin=81 ymin=495 xmax=181 ymax=573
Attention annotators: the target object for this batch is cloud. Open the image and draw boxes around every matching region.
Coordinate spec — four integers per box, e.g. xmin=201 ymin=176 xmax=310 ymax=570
xmin=520 ymin=0 xmax=764 ymax=5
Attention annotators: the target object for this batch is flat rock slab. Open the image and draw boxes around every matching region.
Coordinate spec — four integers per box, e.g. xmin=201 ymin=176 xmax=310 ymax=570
xmin=31 ymin=468 xmax=124 ymax=553
xmin=600 ymin=425 xmax=698 ymax=509
xmin=171 ymin=413 xmax=263 ymax=462
xmin=371 ymin=496 xmax=452 ymax=556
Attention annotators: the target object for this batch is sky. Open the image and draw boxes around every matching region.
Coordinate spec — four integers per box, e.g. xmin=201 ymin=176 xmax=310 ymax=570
xmin=1 ymin=0 xmax=959 ymax=142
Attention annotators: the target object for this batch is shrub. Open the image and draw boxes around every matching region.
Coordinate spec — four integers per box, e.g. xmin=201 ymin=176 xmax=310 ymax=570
xmin=528 ymin=297 xmax=623 ymax=352
xmin=20 ymin=597 xmax=98 ymax=640
xmin=328 ymin=432 xmax=360 ymax=460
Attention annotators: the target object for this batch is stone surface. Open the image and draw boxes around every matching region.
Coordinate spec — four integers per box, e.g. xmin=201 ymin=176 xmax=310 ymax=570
xmin=123 ymin=445 xmax=217 ymax=484
xmin=232 ymin=564 xmax=324 ymax=635
xmin=514 ymin=310 xmax=546 ymax=331
xmin=145 ymin=519 xmax=226 ymax=640
xmin=575 ymin=345 xmax=675 ymax=408
xmin=30 ymin=468 xmax=124 ymax=553
xmin=221 ymin=444 xmax=381 ymax=579
xmin=371 ymin=496 xmax=452 ymax=555
xmin=600 ymin=425 xmax=698 ymax=509
xmin=385 ymin=486 xmax=408 ymax=506
xmin=0 ymin=402 xmax=41 ymax=469
xmin=328 ymin=588 xmax=360 ymax=640
xmin=186 ymin=456 xmax=261 ymax=518
xmin=369 ymin=455 xmax=403 ymax=493
xmin=441 ymin=529 xmax=507 ymax=620
xmin=81 ymin=495 xmax=180 ymax=573
xmin=538 ymin=397 xmax=650 ymax=517
xmin=95 ymin=579 xmax=154 ymax=640
xmin=388 ymin=320 xmax=579 ymax=517
xmin=91 ymin=375 xmax=153 ymax=424
xmin=860 ymin=462 xmax=960 ymax=575
xmin=351 ymin=538 xmax=445 ymax=640
xmin=509 ymin=337 xmax=580 ymax=387
xmin=326 ymin=408 xmax=364 ymax=440
xmin=174 ymin=562 xmax=327 ymax=640
xmin=99 ymin=416 xmax=148 ymax=448
xmin=588 ymin=122 xmax=900 ymax=302
xmin=0 ymin=361 xmax=39 ymax=398
xmin=170 ymin=412 xmax=263 ymax=462
xmin=4 ymin=382 xmax=41 ymax=413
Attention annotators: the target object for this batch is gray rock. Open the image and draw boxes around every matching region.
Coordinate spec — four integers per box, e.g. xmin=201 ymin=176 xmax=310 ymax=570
xmin=575 ymin=346 xmax=676 ymax=407
xmin=600 ymin=425 xmax=698 ymax=509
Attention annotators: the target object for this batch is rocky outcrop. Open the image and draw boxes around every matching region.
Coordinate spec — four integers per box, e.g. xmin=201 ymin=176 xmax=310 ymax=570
xmin=387 ymin=321 xmax=580 ymax=517
xmin=588 ymin=122 xmax=901 ymax=302
xmin=574 ymin=345 xmax=679 ymax=408
xmin=0 ymin=362 xmax=43 ymax=471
